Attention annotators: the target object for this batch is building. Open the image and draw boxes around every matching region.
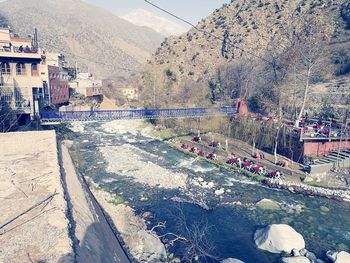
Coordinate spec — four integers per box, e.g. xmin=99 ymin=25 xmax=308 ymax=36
xmin=48 ymin=65 xmax=69 ymax=106
xmin=0 ymin=27 xmax=48 ymax=122
xmin=47 ymin=53 xmax=70 ymax=106
xmin=69 ymin=72 xmax=102 ymax=97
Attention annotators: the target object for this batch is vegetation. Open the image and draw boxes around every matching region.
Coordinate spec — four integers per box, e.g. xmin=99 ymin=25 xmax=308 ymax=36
xmin=108 ymin=195 xmax=124 ymax=206
xmin=139 ymin=0 xmax=350 ymax=122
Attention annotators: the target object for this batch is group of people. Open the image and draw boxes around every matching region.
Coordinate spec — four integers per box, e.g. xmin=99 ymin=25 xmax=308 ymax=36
xmin=182 ymin=137 xmax=284 ymax=179
xmin=181 ymin=144 xmax=217 ymax=160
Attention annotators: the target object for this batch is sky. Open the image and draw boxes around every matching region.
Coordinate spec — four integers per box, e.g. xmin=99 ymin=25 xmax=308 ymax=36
xmin=83 ymin=0 xmax=230 ymax=25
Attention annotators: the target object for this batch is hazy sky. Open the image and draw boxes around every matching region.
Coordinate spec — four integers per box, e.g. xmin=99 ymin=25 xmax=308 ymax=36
xmin=83 ymin=0 xmax=230 ymax=24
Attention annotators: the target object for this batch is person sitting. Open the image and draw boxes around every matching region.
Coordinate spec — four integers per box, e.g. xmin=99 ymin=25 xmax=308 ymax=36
xmin=227 ymin=157 xmax=237 ymax=165
xmin=277 ymin=160 xmax=289 ymax=167
xmin=181 ymin=143 xmax=189 ymax=149
xmin=189 ymin=147 xmax=197 ymax=153
xmin=198 ymin=149 xmax=205 ymax=157
xmin=192 ymin=136 xmax=201 ymax=142
xmin=207 ymin=153 xmax=216 ymax=160
xmin=255 ymin=151 xmax=261 ymax=162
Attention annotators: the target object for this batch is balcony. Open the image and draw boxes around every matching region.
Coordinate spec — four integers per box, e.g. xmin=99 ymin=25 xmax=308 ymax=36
xmin=0 ymin=46 xmax=41 ymax=60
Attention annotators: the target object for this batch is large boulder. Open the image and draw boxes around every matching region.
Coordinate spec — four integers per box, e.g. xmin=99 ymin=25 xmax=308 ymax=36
xmin=281 ymin=256 xmax=310 ymax=263
xmin=335 ymin=251 xmax=350 ymax=263
xmin=221 ymin=258 xmax=245 ymax=263
xmin=254 ymin=224 xmax=305 ymax=253
xmin=256 ymin=199 xmax=281 ymax=210
xmin=131 ymin=230 xmax=167 ymax=262
xmin=327 ymin=251 xmax=350 ymax=263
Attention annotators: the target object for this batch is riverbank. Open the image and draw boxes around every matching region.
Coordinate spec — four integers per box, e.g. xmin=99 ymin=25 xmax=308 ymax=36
xmin=59 ymin=141 xmax=130 ymax=262
xmin=66 ymin=120 xmax=172 ymax=262
xmin=87 ymin=180 xmax=168 ymax=262
xmin=153 ymin=129 xmax=350 ymax=202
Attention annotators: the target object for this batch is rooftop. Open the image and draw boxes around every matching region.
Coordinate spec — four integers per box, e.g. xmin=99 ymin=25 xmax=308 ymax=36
xmin=0 ymin=28 xmax=42 ymax=60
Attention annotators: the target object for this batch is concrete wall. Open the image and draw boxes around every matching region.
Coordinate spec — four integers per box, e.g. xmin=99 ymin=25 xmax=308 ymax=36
xmin=60 ymin=142 xmax=130 ymax=263
xmin=308 ymin=162 xmax=334 ymax=175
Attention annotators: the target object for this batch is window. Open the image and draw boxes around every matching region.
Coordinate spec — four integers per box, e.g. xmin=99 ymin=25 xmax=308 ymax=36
xmin=31 ymin=63 xmax=39 ymax=76
xmin=16 ymin=63 xmax=26 ymax=75
xmin=1 ymin=62 xmax=11 ymax=75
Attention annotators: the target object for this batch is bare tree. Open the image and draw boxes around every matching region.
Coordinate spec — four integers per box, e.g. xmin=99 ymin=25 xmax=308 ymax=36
xmin=292 ymin=15 xmax=333 ymax=127
xmin=221 ymin=58 xmax=257 ymax=101
xmin=155 ymin=204 xmax=219 ymax=263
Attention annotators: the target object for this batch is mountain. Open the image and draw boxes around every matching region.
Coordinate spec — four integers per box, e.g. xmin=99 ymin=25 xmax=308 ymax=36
xmin=121 ymin=9 xmax=189 ymax=36
xmin=0 ymin=0 xmax=165 ymax=78
xmin=138 ymin=0 xmax=350 ymax=112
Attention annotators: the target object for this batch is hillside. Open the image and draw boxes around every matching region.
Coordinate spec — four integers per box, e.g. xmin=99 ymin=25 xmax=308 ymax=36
xmin=121 ymin=9 xmax=189 ymax=36
xmin=0 ymin=0 xmax=164 ymax=78
xmin=138 ymin=0 xmax=350 ymax=116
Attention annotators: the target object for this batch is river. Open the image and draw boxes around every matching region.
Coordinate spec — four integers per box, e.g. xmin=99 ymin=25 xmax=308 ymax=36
xmin=67 ymin=120 xmax=350 ymax=263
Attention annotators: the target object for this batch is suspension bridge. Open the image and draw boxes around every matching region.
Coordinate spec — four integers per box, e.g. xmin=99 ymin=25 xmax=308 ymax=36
xmin=40 ymin=106 xmax=237 ymax=123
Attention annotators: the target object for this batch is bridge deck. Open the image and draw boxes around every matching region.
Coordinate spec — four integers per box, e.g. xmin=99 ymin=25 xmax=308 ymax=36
xmin=40 ymin=107 xmax=237 ymax=123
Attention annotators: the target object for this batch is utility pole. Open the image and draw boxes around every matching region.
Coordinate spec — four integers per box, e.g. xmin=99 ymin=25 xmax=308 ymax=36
xmin=153 ymin=82 xmax=156 ymax=108
xmin=75 ymin=61 xmax=78 ymax=79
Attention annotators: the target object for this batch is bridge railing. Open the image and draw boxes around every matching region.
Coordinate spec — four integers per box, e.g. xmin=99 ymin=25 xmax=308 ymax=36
xmin=40 ymin=106 xmax=237 ymax=122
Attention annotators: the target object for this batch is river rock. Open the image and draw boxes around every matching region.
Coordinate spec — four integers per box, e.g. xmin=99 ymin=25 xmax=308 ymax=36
xmin=305 ymin=251 xmax=317 ymax=262
xmin=320 ymin=206 xmax=329 ymax=212
xmin=132 ymin=230 xmax=167 ymax=262
xmin=215 ymin=188 xmax=225 ymax=196
xmin=292 ymin=248 xmax=300 ymax=256
xmin=207 ymin=182 xmax=215 ymax=188
xmin=299 ymin=249 xmax=308 ymax=256
xmin=256 ymin=199 xmax=281 ymax=210
xmin=335 ymin=251 xmax=350 ymax=263
xmin=281 ymin=256 xmax=310 ymax=263
xmin=327 ymin=250 xmax=338 ymax=262
xmin=254 ymin=224 xmax=305 ymax=253
xmin=221 ymin=258 xmax=245 ymax=263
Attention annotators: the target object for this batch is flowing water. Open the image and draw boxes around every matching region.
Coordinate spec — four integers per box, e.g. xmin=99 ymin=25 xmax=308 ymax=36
xmin=68 ymin=121 xmax=350 ymax=263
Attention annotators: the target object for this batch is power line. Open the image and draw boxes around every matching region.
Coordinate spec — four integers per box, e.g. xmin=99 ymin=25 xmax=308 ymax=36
xmin=143 ymin=0 xmax=272 ymax=64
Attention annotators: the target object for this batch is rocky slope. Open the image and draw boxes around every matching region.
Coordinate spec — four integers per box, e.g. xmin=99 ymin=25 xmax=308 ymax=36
xmin=138 ymin=0 xmax=350 ymax=110
xmin=0 ymin=0 xmax=164 ymax=78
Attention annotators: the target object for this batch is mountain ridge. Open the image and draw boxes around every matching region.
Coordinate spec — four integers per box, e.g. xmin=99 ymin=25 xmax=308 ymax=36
xmin=137 ymin=0 xmax=350 ymax=113
xmin=121 ymin=9 xmax=189 ymax=36
xmin=0 ymin=0 xmax=165 ymax=78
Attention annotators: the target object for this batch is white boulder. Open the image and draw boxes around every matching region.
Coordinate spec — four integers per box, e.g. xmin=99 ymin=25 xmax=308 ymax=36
xmin=131 ymin=230 xmax=167 ymax=262
xmin=215 ymin=188 xmax=225 ymax=196
xmin=281 ymin=256 xmax=310 ymax=263
xmin=221 ymin=258 xmax=245 ymax=263
xmin=327 ymin=251 xmax=350 ymax=263
xmin=254 ymin=224 xmax=305 ymax=253
xmin=335 ymin=251 xmax=350 ymax=263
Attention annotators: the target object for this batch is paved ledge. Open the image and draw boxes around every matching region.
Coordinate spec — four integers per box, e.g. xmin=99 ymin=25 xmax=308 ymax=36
xmin=0 ymin=131 xmax=73 ymax=263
